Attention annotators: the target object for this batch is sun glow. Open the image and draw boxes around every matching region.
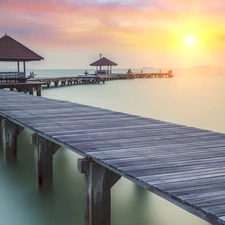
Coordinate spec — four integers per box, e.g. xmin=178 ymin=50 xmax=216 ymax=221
xmin=183 ymin=34 xmax=198 ymax=48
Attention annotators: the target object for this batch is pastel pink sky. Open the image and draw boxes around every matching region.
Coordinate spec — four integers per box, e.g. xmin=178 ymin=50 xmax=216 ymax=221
xmin=1 ymin=0 xmax=225 ymax=69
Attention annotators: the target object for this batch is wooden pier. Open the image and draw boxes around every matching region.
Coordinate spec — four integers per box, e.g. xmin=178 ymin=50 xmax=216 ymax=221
xmin=27 ymin=71 xmax=173 ymax=89
xmin=0 ymin=74 xmax=106 ymax=95
xmin=99 ymin=72 xmax=173 ymax=80
xmin=134 ymin=72 xmax=173 ymax=78
xmin=30 ymin=75 xmax=106 ymax=88
xmin=0 ymin=89 xmax=224 ymax=225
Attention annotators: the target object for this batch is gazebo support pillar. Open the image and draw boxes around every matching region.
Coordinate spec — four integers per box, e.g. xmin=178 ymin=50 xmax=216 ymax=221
xmin=32 ymin=134 xmax=60 ymax=190
xmin=17 ymin=61 xmax=20 ymax=73
xmin=78 ymin=158 xmax=121 ymax=225
xmin=23 ymin=61 xmax=26 ymax=77
xmin=0 ymin=118 xmax=24 ymax=162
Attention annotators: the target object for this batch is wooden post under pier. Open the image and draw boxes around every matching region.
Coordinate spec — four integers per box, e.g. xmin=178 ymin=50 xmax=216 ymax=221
xmin=32 ymin=134 xmax=60 ymax=190
xmin=78 ymin=158 xmax=121 ymax=225
xmin=0 ymin=118 xmax=24 ymax=162
xmin=36 ymin=85 xmax=42 ymax=96
xmin=54 ymin=80 xmax=59 ymax=87
xmin=28 ymin=86 xmax=34 ymax=95
xmin=0 ymin=82 xmax=44 ymax=96
xmin=46 ymin=80 xmax=51 ymax=88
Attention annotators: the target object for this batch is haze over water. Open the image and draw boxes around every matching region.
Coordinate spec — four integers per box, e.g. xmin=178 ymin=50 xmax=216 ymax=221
xmin=1 ymin=67 xmax=225 ymax=225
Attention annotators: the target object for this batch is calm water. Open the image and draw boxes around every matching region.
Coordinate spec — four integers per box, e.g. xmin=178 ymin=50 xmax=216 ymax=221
xmin=1 ymin=67 xmax=225 ymax=225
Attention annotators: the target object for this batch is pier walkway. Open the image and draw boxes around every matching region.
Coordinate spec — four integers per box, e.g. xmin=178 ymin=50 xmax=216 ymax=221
xmin=30 ymin=75 xmax=106 ymax=88
xmin=0 ymin=89 xmax=225 ymax=225
xmin=29 ymin=72 xmax=173 ymax=88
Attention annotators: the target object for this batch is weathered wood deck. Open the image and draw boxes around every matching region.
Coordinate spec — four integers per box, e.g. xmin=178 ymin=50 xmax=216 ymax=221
xmin=0 ymin=89 xmax=225 ymax=225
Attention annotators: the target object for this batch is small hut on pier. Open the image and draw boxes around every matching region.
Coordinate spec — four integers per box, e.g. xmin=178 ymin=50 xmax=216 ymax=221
xmin=0 ymin=33 xmax=44 ymax=81
xmin=90 ymin=54 xmax=117 ymax=74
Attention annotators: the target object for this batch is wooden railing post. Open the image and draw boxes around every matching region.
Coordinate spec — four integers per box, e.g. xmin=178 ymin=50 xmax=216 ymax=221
xmin=78 ymin=158 xmax=121 ymax=225
xmin=32 ymin=134 xmax=60 ymax=190
xmin=0 ymin=118 xmax=23 ymax=162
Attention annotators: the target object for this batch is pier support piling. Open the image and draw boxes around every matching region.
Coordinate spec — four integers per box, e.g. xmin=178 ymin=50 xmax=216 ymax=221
xmin=54 ymin=81 xmax=59 ymax=87
xmin=36 ymin=85 xmax=42 ymax=96
xmin=78 ymin=158 xmax=121 ymax=225
xmin=0 ymin=118 xmax=23 ymax=162
xmin=0 ymin=116 xmax=2 ymax=146
xmin=32 ymin=134 xmax=60 ymax=190
xmin=28 ymin=87 xmax=34 ymax=95
xmin=47 ymin=81 xmax=51 ymax=88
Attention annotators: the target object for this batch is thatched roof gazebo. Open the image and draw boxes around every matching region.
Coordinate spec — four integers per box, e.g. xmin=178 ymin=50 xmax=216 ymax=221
xmin=90 ymin=54 xmax=117 ymax=74
xmin=0 ymin=33 xmax=44 ymax=78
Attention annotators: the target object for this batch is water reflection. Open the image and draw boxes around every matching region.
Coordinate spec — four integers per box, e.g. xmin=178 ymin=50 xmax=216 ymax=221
xmin=112 ymin=178 xmax=209 ymax=225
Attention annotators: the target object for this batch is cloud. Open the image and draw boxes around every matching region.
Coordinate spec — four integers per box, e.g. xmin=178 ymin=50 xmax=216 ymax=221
xmin=0 ymin=0 xmax=224 ymax=55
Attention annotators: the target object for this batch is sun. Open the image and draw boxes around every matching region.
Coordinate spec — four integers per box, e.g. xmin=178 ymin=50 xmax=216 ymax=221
xmin=183 ymin=34 xmax=198 ymax=48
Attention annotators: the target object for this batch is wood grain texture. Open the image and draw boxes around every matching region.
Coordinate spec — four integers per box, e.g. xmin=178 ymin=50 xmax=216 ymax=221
xmin=0 ymin=89 xmax=225 ymax=225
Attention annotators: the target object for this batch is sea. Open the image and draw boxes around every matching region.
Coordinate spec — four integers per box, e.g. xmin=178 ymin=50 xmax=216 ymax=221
xmin=1 ymin=67 xmax=225 ymax=225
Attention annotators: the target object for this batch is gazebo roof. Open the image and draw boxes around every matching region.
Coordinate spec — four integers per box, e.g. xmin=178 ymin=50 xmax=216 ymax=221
xmin=0 ymin=34 xmax=44 ymax=62
xmin=90 ymin=57 xmax=117 ymax=66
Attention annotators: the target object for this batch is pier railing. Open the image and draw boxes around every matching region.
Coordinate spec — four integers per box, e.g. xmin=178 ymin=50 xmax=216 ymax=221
xmin=0 ymin=72 xmax=27 ymax=83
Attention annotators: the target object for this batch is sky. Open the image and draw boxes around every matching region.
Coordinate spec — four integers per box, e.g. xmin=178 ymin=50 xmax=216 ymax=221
xmin=0 ymin=0 xmax=225 ymax=69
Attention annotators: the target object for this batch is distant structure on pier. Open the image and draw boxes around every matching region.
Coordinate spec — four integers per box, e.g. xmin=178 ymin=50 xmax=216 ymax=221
xmin=90 ymin=54 xmax=117 ymax=74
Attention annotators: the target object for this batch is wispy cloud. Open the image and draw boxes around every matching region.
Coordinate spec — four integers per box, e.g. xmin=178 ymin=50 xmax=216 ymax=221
xmin=0 ymin=0 xmax=224 ymax=67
